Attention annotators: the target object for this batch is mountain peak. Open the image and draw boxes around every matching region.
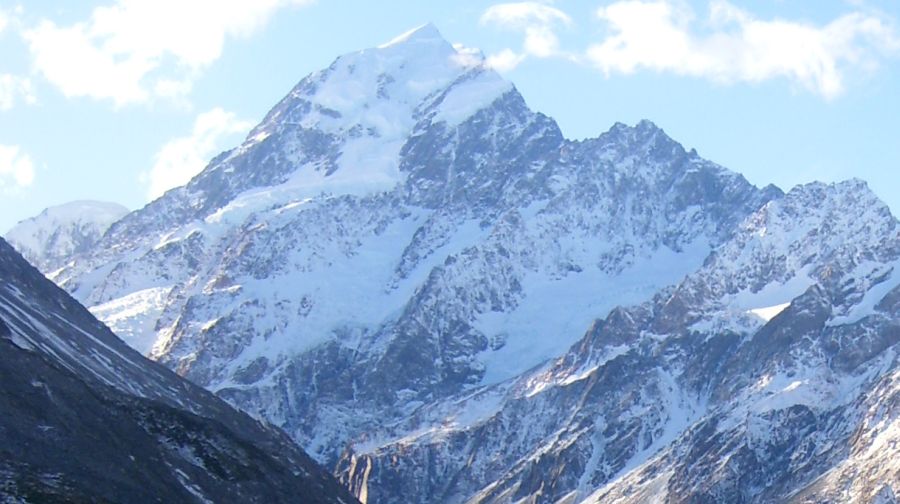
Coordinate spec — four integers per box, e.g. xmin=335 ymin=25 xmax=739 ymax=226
xmin=603 ymin=119 xmax=678 ymax=154
xmin=378 ymin=22 xmax=446 ymax=49
xmin=12 ymin=200 xmax=128 ymax=229
xmin=787 ymin=178 xmax=889 ymax=209
xmin=5 ymin=200 xmax=129 ymax=272
xmin=607 ymin=119 xmax=664 ymax=137
xmin=636 ymin=118 xmax=661 ymax=131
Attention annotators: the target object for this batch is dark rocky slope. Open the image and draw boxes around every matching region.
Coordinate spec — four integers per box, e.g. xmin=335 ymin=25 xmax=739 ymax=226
xmin=0 ymin=238 xmax=357 ymax=504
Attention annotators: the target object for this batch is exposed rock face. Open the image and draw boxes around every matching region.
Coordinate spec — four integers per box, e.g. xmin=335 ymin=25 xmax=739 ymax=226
xmin=337 ymin=180 xmax=900 ymax=504
xmin=0 ymin=238 xmax=358 ymax=504
xmin=28 ymin=24 xmax=900 ymax=504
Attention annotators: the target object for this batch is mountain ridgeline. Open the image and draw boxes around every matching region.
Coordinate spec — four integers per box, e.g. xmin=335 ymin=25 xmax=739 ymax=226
xmin=12 ymin=24 xmax=900 ymax=503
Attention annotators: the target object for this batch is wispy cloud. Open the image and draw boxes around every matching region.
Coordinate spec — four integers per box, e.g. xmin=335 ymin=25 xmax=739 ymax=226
xmin=0 ymin=75 xmax=36 ymax=111
xmin=481 ymin=1 xmax=573 ymax=70
xmin=0 ymin=9 xmax=35 ymax=111
xmin=586 ymin=0 xmax=900 ymax=99
xmin=0 ymin=145 xmax=35 ymax=193
xmin=23 ymin=0 xmax=313 ymax=106
xmin=481 ymin=0 xmax=900 ymax=98
xmin=141 ymin=107 xmax=252 ymax=200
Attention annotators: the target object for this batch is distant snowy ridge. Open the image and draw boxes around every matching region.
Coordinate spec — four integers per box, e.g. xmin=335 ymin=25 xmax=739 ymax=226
xmin=5 ymin=200 xmax=128 ymax=273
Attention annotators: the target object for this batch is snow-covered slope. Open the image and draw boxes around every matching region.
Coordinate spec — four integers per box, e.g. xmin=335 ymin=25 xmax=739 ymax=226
xmin=0 ymin=237 xmax=358 ymax=503
xmin=338 ymin=180 xmax=900 ymax=504
xmin=46 ymin=24 xmax=900 ymax=503
xmin=5 ymin=200 xmax=128 ymax=273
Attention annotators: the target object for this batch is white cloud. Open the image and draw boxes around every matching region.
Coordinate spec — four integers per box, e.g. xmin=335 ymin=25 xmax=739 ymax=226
xmin=486 ymin=48 xmax=527 ymax=72
xmin=481 ymin=2 xmax=573 ymax=70
xmin=451 ymin=43 xmax=488 ymax=68
xmin=24 ymin=0 xmax=313 ymax=106
xmin=0 ymin=145 xmax=35 ymax=192
xmin=0 ymin=75 xmax=36 ymax=111
xmin=142 ymin=108 xmax=252 ymax=200
xmin=586 ymin=0 xmax=900 ymax=99
xmin=154 ymin=78 xmax=194 ymax=100
xmin=0 ymin=5 xmax=27 ymax=34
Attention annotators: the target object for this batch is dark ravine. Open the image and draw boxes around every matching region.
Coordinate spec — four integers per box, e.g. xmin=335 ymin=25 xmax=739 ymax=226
xmin=0 ymin=237 xmax=357 ymax=504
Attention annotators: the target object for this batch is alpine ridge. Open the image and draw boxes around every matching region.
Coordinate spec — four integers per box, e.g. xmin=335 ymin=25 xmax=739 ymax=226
xmin=27 ymin=25 xmax=900 ymax=503
xmin=5 ymin=200 xmax=128 ymax=273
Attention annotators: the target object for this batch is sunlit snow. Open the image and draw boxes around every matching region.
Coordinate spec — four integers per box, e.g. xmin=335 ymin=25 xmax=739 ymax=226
xmin=90 ymin=286 xmax=173 ymax=355
xmin=747 ymin=302 xmax=791 ymax=321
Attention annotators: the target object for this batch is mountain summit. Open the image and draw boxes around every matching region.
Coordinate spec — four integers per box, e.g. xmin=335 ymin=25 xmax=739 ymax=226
xmin=378 ymin=22 xmax=445 ymax=48
xmin=105 ymin=23 xmax=512 ymax=234
xmin=32 ymin=25 xmax=900 ymax=503
xmin=5 ymin=200 xmax=127 ymax=272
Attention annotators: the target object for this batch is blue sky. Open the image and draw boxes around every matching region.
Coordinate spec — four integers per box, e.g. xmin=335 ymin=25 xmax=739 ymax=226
xmin=1 ymin=0 xmax=899 ymax=232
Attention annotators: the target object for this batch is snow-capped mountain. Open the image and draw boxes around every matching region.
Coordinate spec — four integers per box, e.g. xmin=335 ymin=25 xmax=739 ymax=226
xmin=41 ymin=24 xmax=900 ymax=503
xmin=337 ymin=179 xmax=900 ymax=503
xmin=53 ymin=23 xmax=776 ymax=447
xmin=5 ymin=200 xmax=128 ymax=273
xmin=0 ymin=237 xmax=358 ymax=503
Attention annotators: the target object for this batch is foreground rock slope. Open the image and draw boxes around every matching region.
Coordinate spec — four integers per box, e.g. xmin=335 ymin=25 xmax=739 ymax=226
xmin=0 ymin=237 xmax=357 ymax=503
